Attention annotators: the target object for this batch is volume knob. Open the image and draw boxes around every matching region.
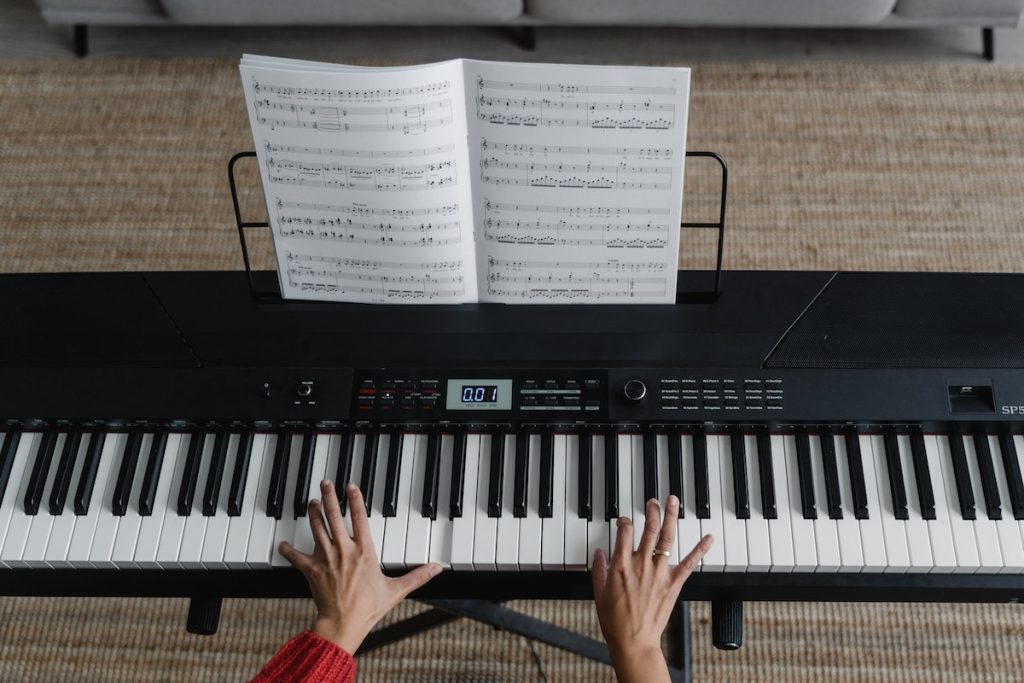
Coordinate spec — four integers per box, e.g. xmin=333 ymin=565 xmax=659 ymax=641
xmin=623 ymin=379 xmax=647 ymax=403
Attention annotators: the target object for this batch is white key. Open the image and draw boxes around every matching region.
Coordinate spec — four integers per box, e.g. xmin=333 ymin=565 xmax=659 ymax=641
xmin=289 ymin=434 xmax=331 ymax=559
xmin=869 ymin=435 xmax=910 ymax=573
xmin=895 ymin=435 xmax=933 ymax=573
xmin=587 ymin=434 xmax=609 ymax=570
xmin=472 ymin=434 xmax=497 ymax=570
xmin=743 ymin=434 xmax=771 ymax=572
xmin=678 ymin=434 xmax=702 ymax=569
xmin=339 ymin=434 xmax=365 ymax=538
xmin=962 ymin=435 xmax=1004 ymax=571
xmin=564 ymin=434 xmax=588 ymax=570
xmin=1015 ymin=434 xmax=1024 ymax=569
xmin=855 ymin=435 xmax=888 ymax=572
xmin=987 ymin=434 xmax=1024 ymax=573
xmin=656 ymin=433 xmax=677 ymax=565
xmin=451 ymin=434 xmax=479 ymax=570
xmin=134 ymin=434 xmax=184 ymax=568
xmin=784 ymin=435 xmax=817 ymax=572
xmin=934 ymin=435 xmax=980 ymax=573
xmin=617 ymin=434 xmax=633 ymax=555
xmin=0 ymin=434 xmax=40 ymax=567
xmin=629 ymin=435 xmax=644 ymax=552
xmin=244 ymin=434 xmax=281 ymax=568
xmin=404 ymin=434 xmax=432 ymax=568
xmin=808 ymin=434 xmax=840 ymax=573
xmin=830 ymin=434 xmax=864 ymax=572
xmin=719 ymin=434 xmax=748 ymax=572
xmin=767 ymin=435 xmax=795 ymax=572
xmin=110 ymin=433 xmax=155 ymax=568
xmin=367 ymin=434 xmax=391 ymax=562
xmin=87 ymin=433 xmax=131 ymax=566
xmin=518 ymin=434 xmax=543 ymax=571
xmin=43 ymin=433 xmax=91 ymax=567
xmin=22 ymin=433 xmax=69 ymax=567
xmin=181 ymin=434 xmax=216 ymax=569
xmin=701 ymin=434 xmax=726 ymax=572
xmin=67 ymin=434 xmax=119 ymax=568
xmin=495 ymin=434 xmax=520 ymax=571
xmin=224 ymin=434 xmax=267 ymax=568
xmin=428 ymin=433 xmax=455 ymax=568
xmin=921 ymin=435 xmax=957 ymax=572
xmin=382 ymin=434 xmax=415 ymax=569
xmin=541 ymin=434 xmax=566 ymax=570
xmin=198 ymin=434 xmax=242 ymax=568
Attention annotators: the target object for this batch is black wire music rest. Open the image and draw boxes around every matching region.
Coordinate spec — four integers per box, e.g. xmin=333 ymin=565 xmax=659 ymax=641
xmin=228 ymin=150 xmax=728 ymax=304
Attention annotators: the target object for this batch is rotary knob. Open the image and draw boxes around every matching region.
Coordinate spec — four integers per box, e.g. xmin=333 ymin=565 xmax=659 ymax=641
xmin=623 ymin=379 xmax=647 ymax=403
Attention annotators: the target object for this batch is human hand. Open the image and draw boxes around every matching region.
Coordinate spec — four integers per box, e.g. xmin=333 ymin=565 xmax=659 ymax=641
xmin=591 ymin=495 xmax=713 ymax=683
xmin=278 ymin=481 xmax=443 ymax=654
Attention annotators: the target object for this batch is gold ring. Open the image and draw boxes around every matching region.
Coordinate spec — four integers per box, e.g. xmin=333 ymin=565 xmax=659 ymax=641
xmin=652 ymin=548 xmax=672 ymax=558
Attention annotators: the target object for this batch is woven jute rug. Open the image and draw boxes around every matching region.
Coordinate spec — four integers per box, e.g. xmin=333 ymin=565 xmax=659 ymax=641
xmin=1 ymin=59 xmax=1024 ymax=681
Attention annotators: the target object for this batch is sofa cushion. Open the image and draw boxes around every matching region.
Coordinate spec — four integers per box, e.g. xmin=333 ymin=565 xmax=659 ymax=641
xmin=34 ymin=0 xmax=165 ymax=23
xmin=526 ymin=0 xmax=897 ymax=26
xmin=161 ymin=0 xmax=523 ymax=24
xmin=894 ymin=0 xmax=1023 ymax=20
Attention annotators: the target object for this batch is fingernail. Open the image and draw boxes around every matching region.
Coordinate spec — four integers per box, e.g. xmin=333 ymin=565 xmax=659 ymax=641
xmin=668 ymin=495 xmax=679 ymax=508
xmin=648 ymin=498 xmax=659 ymax=507
xmin=430 ymin=563 xmax=443 ymax=576
xmin=309 ymin=498 xmax=320 ymax=507
xmin=320 ymin=479 xmax=330 ymax=490
xmin=347 ymin=482 xmax=357 ymax=493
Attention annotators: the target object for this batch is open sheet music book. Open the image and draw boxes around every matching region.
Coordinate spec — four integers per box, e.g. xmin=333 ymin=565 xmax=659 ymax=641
xmin=240 ymin=55 xmax=690 ymax=304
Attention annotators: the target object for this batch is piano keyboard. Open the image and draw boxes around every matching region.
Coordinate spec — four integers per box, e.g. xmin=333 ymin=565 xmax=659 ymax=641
xmin=3 ymin=425 xmax=1024 ymax=575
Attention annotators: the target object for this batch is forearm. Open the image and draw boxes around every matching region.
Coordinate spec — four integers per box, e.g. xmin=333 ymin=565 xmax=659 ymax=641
xmin=251 ymin=630 xmax=357 ymax=683
xmin=609 ymin=644 xmax=671 ymax=683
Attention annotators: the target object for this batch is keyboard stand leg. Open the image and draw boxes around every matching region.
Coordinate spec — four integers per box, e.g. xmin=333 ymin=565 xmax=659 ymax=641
xmin=358 ymin=607 xmax=461 ymax=653
xmin=185 ymin=596 xmax=222 ymax=636
xmin=668 ymin=600 xmax=693 ymax=683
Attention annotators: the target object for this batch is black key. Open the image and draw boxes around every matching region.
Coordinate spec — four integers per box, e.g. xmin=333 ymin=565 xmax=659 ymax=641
xmin=138 ymin=431 xmax=168 ymax=517
xmin=49 ymin=430 xmax=83 ymax=516
xmin=422 ymin=431 xmax=442 ymax=519
xmin=487 ymin=431 xmax=504 ymax=518
xmin=111 ymin=431 xmax=144 ymax=517
xmin=755 ymin=430 xmax=776 ymax=519
xmin=265 ymin=432 xmax=290 ymax=520
xmin=819 ymin=431 xmax=842 ymax=520
xmin=513 ymin=432 xmax=529 ymax=518
xmin=973 ymin=432 xmax=1002 ymax=520
xmin=73 ymin=431 xmax=105 ymax=515
xmin=668 ymin=429 xmax=683 ymax=510
xmin=24 ymin=430 xmax=59 ymax=516
xmin=178 ymin=432 xmax=205 ymax=517
xmin=539 ymin=431 xmax=554 ymax=518
xmin=382 ymin=432 xmax=404 ymax=518
xmin=909 ymin=430 xmax=936 ymax=520
xmin=794 ymin=429 xmax=816 ymax=520
xmin=605 ymin=432 xmax=619 ymax=520
xmin=291 ymin=432 xmax=316 ymax=519
xmin=999 ymin=433 xmax=1024 ymax=520
xmin=578 ymin=430 xmax=593 ymax=520
xmin=333 ymin=431 xmax=354 ymax=515
xmin=692 ymin=428 xmax=710 ymax=519
xmin=729 ymin=430 xmax=750 ymax=520
xmin=0 ymin=430 xmax=22 ymax=508
xmin=204 ymin=432 xmax=231 ymax=517
xmin=947 ymin=432 xmax=976 ymax=520
xmin=843 ymin=430 xmax=869 ymax=520
xmin=227 ymin=432 xmax=255 ymax=517
xmin=882 ymin=431 xmax=909 ymax=520
xmin=449 ymin=430 xmax=467 ymax=519
xmin=643 ymin=431 xmax=658 ymax=504
xmin=359 ymin=431 xmax=379 ymax=516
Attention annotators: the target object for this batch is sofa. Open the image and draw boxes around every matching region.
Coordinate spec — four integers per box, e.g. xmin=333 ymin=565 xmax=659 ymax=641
xmin=35 ymin=0 xmax=1024 ymax=59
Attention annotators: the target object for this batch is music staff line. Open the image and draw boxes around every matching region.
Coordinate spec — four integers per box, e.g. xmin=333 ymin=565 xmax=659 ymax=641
xmin=256 ymin=113 xmax=453 ymax=135
xmin=252 ymin=78 xmax=452 ymax=101
xmin=483 ymin=217 xmax=670 ymax=249
xmin=480 ymin=139 xmax=672 ymax=158
xmin=276 ymin=198 xmax=460 ymax=218
xmin=269 ymin=156 xmax=457 ymax=192
xmin=477 ymin=95 xmax=673 ymax=115
xmin=287 ymin=252 xmax=464 ymax=271
xmin=487 ymin=257 xmax=667 ymax=272
xmin=477 ymin=77 xmax=676 ymax=97
xmin=278 ymin=213 xmax=463 ymax=248
xmin=483 ymin=201 xmax=670 ymax=217
xmin=266 ymin=141 xmax=457 ymax=159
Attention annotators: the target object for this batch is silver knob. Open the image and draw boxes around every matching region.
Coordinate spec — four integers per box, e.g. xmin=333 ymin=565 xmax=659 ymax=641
xmin=623 ymin=379 xmax=647 ymax=403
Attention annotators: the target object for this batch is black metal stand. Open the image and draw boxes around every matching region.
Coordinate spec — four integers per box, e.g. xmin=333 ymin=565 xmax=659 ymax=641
xmin=519 ymin=26 xmax=537 ymax=50
xmin=73 ymin=24 xmax=88 ymax=57
xmin=983 ymin=27 xmax=994 ymax=61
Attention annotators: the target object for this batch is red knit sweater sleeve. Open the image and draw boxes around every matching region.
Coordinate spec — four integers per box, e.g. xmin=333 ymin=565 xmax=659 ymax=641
xmin=251 ymin=630 xmax=357 ymax=683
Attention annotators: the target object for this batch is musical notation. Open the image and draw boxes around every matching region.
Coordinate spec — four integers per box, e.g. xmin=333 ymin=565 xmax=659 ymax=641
xmin=286 ymin=252 xmax=467 ymax=301
xmin=252 ymin=79 xmax=451 ymax=100
xmin=480 ymin=139 xmax=673 ymax=158
xmin=265 ymin=142 xmax=457 ymax=159
xmin=483 ymin=201 xmax=670 ymax=248
xmin=255 ymin=98 xmax=454 ymax=134
xmin=277 ymin=195 xmax=462 ymax=247
xmin=485 ymin=256 xmax=668 ymax=300
xmin=477 ymin=79 xmax=676 ymax=96
xmin=276 ymin=198 xmax=460 ymax=218
xmin=268 ymin=156 xmax=457 ymax=191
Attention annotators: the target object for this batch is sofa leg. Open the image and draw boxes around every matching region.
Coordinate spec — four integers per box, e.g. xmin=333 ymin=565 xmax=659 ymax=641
xmin=519 ymin=26 xmax=536 ymax=51
xmin=73 ymin=24 xmax=88 ymax=57
xmin=982 ymin=27 xmax=994 ymax=61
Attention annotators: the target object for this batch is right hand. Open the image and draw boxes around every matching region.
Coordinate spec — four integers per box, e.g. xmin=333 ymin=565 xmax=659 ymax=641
xmin=591 ymin=495 xmax=714 ymax=682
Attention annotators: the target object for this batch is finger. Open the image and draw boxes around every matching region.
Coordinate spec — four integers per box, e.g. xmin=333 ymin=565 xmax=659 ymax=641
xmin=671 ymin=533 xmax=714 ymax=590
xmin=346 ymin=482 xmax=372 ymax=547
xmin=392 ymin=563 xmax=444 ymax=599
xmin=307 ymin=498 xmax=334 ymax=554
xmin=319 ymin=480 xmax=348 ymax=544
xmin=654 ymin=495 xmax=680 ymax=561
xmin=637 ymin=498 xmax=662 ymax=557
xmin=591 ymin=548 xmax=609 ymax=600
xmin=612 ymin=517 xmax=633 ymax=564
xmin=278 ymin=541 xmax=314 ymax=574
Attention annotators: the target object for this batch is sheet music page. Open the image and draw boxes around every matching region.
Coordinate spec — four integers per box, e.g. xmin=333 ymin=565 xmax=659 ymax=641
xmin=464 ymin=60 xmax=690 ymax=304
xmin=240 ymin=56 xmax=477 ymax=303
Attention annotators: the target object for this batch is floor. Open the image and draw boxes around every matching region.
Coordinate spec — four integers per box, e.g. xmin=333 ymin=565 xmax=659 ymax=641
xmin=2 ymin=0 xmax=1024 ymax=63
